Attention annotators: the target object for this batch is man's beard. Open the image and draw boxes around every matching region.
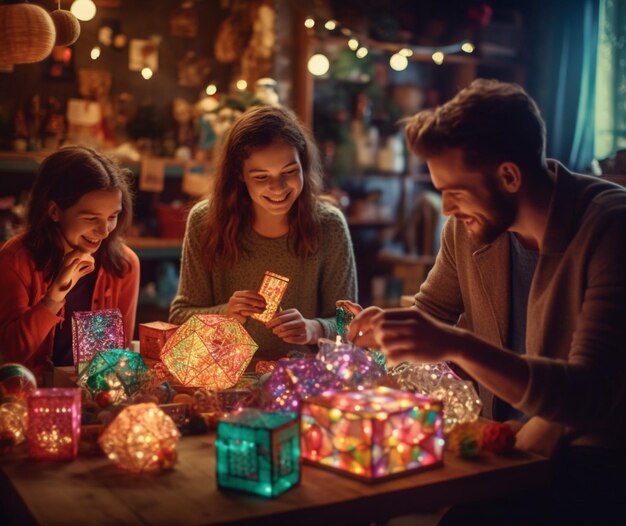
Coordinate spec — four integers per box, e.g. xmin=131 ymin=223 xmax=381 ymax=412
xmin=471 ymin=176 xmax=516 ymax=245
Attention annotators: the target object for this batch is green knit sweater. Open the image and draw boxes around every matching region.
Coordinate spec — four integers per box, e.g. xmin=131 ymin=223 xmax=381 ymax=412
xmin=169 ymin=199 xmax=358 ymax=359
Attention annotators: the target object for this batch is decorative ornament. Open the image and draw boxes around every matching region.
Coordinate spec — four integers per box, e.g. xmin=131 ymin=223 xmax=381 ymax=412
xmin=0 ymin=362 xmax=37 ymax=403
xmin=50 ymin=9 xmax=80 ymax=47
xmin=27 ymin=388 xmax=81 ymax=461
xmin=99 ymin=403 xmax=181 ymax=473
xmin=160 ymin=314 xmax=258 ymax=390
xmin=335 ymin=306 xmax=355 ymax=339
xmin=389 ymin=362 xmax=482 ymax=432
xmin=78 ymin=349 xmax=150 ymax=403
xmin=481 ymin=421 xmax=516 ymax=454
xmin=446 ymin=421 xmax=482 ymax=458
xmin=301 ymin=386 xmax=444 ymax=480
xmin=255 ymin=360 xmax=277 ymax=375
xmin=72 ymin=308 xmax=125 ymax=374
xmin=261 ymin=358 xmax=343 ymax=412
xmin=0 ymin=3 xmax=56 ymax=66
xmin=216 ymin=408 xmax=300 ymax=497
xmin=316 ymin=337 xmax=385 ymax=389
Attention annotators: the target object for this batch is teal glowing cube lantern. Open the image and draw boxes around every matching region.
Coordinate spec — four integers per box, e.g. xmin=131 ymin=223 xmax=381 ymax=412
xmin=301 ymin=386 xmax=444 ymax=481
xmin=216 ymin=409 xmax=300 ymax=498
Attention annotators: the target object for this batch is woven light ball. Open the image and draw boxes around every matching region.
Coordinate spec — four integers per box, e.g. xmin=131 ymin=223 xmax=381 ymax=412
xmin=0 ymin=4 xmax=56 ymax=65
xmin=50 ymin=9 xmax=80 ymax=47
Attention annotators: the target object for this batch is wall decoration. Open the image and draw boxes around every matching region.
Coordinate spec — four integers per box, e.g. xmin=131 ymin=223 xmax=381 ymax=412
xmin=170 ymin=3 xmax=198 ymax=38
xmin=177 ymin=51 xmax=210 ymax=87
xmin=139 ymin=157 xmax=166 ymax=192
xmin=129 ymin=38 xmax=158 ymax=72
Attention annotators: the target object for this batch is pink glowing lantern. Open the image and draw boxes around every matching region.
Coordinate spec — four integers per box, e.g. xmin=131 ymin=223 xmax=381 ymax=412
xmin=27 ymin=388 xmax=81 ymax=461
xmin=139 ymin=321 xmax=179 ymax=361
xmin=98 ymin=403 xmax=181 ymax=473
xmin=72 ymin=308 xmax=125 ymax=374
xmin=301 ymin=386 xmax=444 ymax=481
xmin=160 ymin=314 xmax=258 ymax=390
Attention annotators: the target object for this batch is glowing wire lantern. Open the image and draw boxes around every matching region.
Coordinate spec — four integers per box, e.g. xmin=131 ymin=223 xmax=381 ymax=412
xmin=27 ymin=388 xmax=81 ymax=461
xmin=99 ymin=403 xmax=180 ymax=473
xmin=216 ymin=409 xmax=300 ymax=497
xmin=301 ymin=386 xmax=444 ymax=481
xmin=72 ymin=309 xmax=125 ymax=374
xmin=388 ymin=362 xmax=482 ymax=432
xmin=160 ymin=315 xmax=258 ymax=390
xmin=78 ymin=349 xmax=150 ymax=403
xmin=251 ymin=271 xmax=289 ymax=323
xmin=316 ymin=338 xmax=385 ymax=389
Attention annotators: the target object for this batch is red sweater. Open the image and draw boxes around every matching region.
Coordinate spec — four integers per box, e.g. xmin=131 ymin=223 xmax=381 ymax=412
xmin=0 ymin=235 xmax=140 ymax=382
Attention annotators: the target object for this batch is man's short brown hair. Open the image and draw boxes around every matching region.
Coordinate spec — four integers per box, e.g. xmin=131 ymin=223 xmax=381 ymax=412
xmin=405 ymin=79 xmax=547 ymax=176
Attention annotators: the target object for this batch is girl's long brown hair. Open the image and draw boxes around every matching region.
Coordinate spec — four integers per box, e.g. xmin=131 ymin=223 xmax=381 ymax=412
xmin=204 ymin=105 xmax=323 ymax=268
xmin=24 ymin=146 xmax=134 ymax=280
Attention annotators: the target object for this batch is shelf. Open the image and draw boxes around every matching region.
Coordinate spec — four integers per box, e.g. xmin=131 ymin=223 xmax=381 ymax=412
xmin=0 ymin=152 xmax=187 ymax=179
xmin=126 ymin=236 xmax=182 ymax=260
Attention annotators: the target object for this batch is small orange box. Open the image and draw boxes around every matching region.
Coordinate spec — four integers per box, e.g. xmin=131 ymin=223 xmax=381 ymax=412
xmin=139 ymin=321 xmax=179 ymax=360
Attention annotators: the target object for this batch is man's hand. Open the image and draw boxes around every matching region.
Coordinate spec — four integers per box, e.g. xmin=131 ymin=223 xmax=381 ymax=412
xmin=347 ymin=305 xmax=384 ymax=348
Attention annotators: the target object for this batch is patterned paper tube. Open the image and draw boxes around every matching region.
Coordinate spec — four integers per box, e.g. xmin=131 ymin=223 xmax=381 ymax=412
xmin=27 ymin=388 xmax=81 ymax=461
xmin=251 ymin=271 xmax=289 ymax=323
xmin=72 ymin=309 xmax=125 ymax=374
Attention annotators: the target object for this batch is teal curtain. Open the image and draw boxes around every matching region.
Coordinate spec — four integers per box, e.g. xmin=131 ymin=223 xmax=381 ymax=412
xmin=595 ymin=0 xmax=626 ymax=160
xmin=529 ymin=0 xmax=600 ymax=171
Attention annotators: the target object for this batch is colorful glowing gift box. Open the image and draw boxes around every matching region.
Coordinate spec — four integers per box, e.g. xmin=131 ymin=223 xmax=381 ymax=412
xmin=99 ymin=403 xmax=181 ymax=473
xmin=26 ymin=388 xmax=81 ymax=461
xmin=251 ymin=271 xmax=289 ymax=323
xmin=301 ymin=386 xmax=444 ymax=481
xmin=216 ymin=408 xmax=300 ymax=497
xmin=139 ymin=321 xmax=179 ymax=361
xmin=160 ymin=314 xmax=258 ymax=390
xmin=78 ymin=349 xmax=150 ymax=403
xmin=72 ymin=308 xmax=125 ymax=374
xmin=388 ymin=362 xmax=482 ymax=432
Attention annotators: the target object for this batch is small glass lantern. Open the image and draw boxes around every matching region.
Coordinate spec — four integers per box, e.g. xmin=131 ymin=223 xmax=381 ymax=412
xmin=72 ymin=308 xmax=125 ymax=374
xmin=27 ymin=388 xmax=81 ymax=461
xmin=139 ymin=321 xmax=179 ymax=361
xmin=216 ymin=409 xmax=300 ymax=498
xmin=160 ymin=314 xmax=258 ymax=390
xmin=301 ymin=386 xmax=444 ymax=481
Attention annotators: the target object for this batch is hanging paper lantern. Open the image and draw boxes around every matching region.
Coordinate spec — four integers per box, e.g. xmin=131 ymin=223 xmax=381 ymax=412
xmin=78 ymin=349 xmax=150 ymax=403
xmin=0 ymin=4 xmax=56 ymax=66
xmin=50 ymin=9 xmax=81 ymax=47
xmin=301 ymin=386 xmax=444 ymax=480
xmin=0 ymin=362 xmax=37 ymax=403
xmin=27 ymin=388 xmax=81 ymax=461
xmin=216 ymin=408 xmax=300 ymax=497
xmin=72 ymin=308 xmax=125 ymax=374
xmin=98 ymin=403 xmax=180 ymax=473
xmin=160 ymin=314 xmax=258 ymax=390
xmin=389 ymin=362 xmax=482 ymax=432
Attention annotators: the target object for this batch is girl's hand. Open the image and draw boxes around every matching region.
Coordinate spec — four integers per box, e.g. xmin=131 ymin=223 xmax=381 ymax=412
xmin=266 ymin=308 xmax=322 ymax=345
xmin=226 ymin=290 xmax=266 ymax=324
xmin=347 ymin=305 xmax=384 ymax=348
xmin=43 ymin=250 xmax=95 ymax=312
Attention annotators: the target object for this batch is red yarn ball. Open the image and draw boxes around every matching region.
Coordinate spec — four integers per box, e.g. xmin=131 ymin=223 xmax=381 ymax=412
xmin=481 ymin=422 xmax=516 ymax=453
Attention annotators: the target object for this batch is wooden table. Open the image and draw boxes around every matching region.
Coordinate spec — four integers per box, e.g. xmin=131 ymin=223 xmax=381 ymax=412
xmin=0 ymin=434 xmax=549 ymax=526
